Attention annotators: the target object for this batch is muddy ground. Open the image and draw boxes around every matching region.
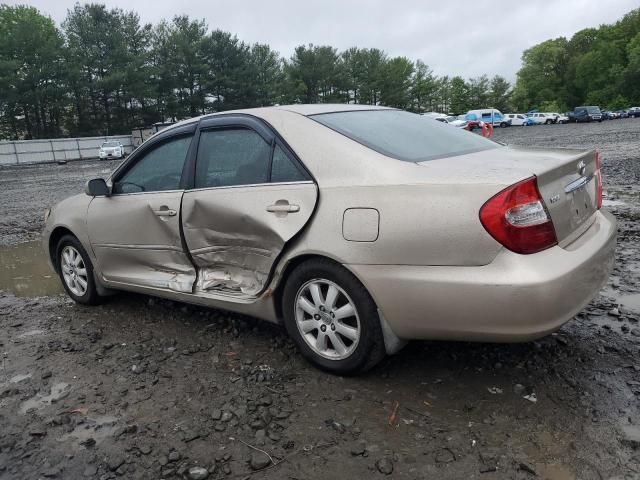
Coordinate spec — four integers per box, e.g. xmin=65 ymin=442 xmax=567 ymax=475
xmin=0 ymin=119 xmax=639 ymax=480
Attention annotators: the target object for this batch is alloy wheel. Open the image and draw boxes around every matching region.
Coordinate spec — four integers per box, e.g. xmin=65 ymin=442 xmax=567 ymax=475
xmin=294 ymin=278 xmax=361 ymax=360
xmin=61 ymin=246 xmax=88 ymax=296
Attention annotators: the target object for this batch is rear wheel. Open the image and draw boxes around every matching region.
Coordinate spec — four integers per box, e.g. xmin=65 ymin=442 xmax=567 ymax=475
xmin=282 ymin=259 xmax=385 ymax=374
xmin=56 ymin=235 xmax=100 ymax=305
xmin=545 ymin=119 xmax=553 ymax=125
xmin=500 ymin=122 xmax=508 ymax=128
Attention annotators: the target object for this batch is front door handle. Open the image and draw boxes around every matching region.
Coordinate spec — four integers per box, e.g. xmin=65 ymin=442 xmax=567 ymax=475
xmin=153 ymin=206 xmax=177 ymax=217
xmin=266 ymin=201 xmax=300 ymax=214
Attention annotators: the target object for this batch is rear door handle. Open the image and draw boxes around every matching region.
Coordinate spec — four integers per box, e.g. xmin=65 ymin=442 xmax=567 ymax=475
xmin=153 ymin=206 xmax=177 ymax=217
xmin=266 ymin=202 xmax=300 ymax=213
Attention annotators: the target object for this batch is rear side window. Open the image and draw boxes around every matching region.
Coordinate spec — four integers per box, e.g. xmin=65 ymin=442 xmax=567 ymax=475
xmin=271 ymin=145 xmax=309 ymax=183
xmin=196 ymin=129 xmax=271 ymax=188
xmin=312 ymin=110 xmax=498 ymax=162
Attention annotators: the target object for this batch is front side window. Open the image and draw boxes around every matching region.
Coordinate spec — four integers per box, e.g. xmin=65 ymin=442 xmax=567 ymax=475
xmin=312 ymin=109 xmax=498 ymax=162
xmin=113 ymin=135 xmax=192 ymax=194
xmin=195 ymin=129 xmax=271 ymax=188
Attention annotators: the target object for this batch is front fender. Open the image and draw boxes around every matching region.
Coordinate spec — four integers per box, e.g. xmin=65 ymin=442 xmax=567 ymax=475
xmin=42 ymin=194 xmax=94 ymax=270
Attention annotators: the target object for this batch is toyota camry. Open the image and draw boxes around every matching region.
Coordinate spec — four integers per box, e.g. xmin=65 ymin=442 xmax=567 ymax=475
xmin=43 ymin=105 xmax=617 ymax=374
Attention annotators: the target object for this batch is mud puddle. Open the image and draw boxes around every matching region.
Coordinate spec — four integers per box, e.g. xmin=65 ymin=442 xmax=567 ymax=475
xmin=61 ymin=414 xmax=119 ymax=446
xmin=9 ymin=373 xmax=32 ymax=383
xmin=601 ymin=198 xmax=627 ymax=207
xmin=0 ymin=240 xmax=62 ymax=297
xmin=603 ymin=288 xmax=640 ymax=313
xmin=17 ymin=328 xmax=45 ymax=338
xmin=617 ymin=293 xmax=640 ymax=312
xmin=20 ymin=382 xmax=71 ymax=414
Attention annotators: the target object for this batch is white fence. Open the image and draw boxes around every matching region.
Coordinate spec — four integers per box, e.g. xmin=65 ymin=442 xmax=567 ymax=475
xmin=0 ymin=135 xmax=134 ymax=166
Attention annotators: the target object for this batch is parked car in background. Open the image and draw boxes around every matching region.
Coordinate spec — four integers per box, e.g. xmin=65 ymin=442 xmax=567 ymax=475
xmin=554 ymin=113 xmax=569 ymax=124
xmin=99 ymin=141 xmax=125 ymax=160
xmin=569 ymin=106 xmax=602 ymax=123
xmin=432 ymin=115 xmax=468 ymax=129
xmin=43 ymin=105 xmax=616 ymax=374
xmin=465 ymin=108 xmax=511 ymax=127
xmin=505 ymin=113 xmax=535 ymax=126
xmin=628 ymin=107 xmax=640 ymax=118
xmin=617 ymin=110 xmax=629 ymax=118
xmin=527 ymin=113 xmax=556 ymax=125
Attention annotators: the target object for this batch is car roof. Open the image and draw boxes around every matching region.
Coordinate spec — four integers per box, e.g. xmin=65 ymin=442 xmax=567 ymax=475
xmin=159 ymin=104 xmax=395 ymax=136
xmin=274 ymin=104 xmax=393 ymax=115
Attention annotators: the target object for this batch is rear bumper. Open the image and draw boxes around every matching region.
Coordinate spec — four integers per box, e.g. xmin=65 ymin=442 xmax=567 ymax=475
xmin=348 ymin=210 xmax=617 ymax=342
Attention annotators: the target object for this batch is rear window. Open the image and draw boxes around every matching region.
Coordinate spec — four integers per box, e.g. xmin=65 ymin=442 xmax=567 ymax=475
xmin=311 ymin=109 xmax=498 ymax=162
xmin=102 ymin=141 xmax=120 ymax=147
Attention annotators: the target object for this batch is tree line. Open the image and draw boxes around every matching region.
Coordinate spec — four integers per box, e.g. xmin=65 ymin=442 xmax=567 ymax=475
xmin=0 ymin=4 xmax=638 ymax=140
xmin=513 ymin=8 xmax=640 ymax=112
xmin=0 ymin=3 xmax=513 ymax=140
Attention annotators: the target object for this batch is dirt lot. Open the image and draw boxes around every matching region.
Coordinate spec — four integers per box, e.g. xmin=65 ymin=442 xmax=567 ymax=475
xmin=1 ymin=119 xmax=639 ymax=480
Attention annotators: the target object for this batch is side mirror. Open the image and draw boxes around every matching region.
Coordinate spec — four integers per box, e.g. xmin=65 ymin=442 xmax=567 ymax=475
xmin=85 ymin=178 xmax=110 ymax=197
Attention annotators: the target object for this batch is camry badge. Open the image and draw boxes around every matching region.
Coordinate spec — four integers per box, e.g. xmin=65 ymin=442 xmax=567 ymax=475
xmin=577 ymin=160 xmax=586 ymax=176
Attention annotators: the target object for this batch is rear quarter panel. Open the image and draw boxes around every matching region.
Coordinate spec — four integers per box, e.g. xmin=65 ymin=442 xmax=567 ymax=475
xmin=287 ymin=183 xmax=503 ymax=267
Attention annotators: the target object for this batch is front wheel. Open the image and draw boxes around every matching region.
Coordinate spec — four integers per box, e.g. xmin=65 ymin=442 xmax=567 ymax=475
xmin=282 ymin=259 xmax=386 ymax=374
xmin=56 ymin=235 xmax=101 ymax=305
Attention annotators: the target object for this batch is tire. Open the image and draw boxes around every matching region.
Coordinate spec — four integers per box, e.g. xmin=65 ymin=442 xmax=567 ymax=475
xmin=500 ymin=122 xmax=507 ymax=128
xmin=282 ymin=258 xmax=386 ymax=375
xmin=545 ymin=119 xmax=552 ymax=125
xmin=56 ymin=234 xmax=101 ymax=305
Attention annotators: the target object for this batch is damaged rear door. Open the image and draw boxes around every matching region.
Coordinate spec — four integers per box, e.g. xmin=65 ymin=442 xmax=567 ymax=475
xmin=88 ymin=123 xmax=197 ymax=292
xmin=181 ymin=115 xmax=317 ymax=298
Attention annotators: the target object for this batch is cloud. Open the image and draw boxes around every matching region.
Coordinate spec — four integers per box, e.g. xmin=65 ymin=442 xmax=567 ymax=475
xmin=7 ymin=0 xmax=639 ymax=80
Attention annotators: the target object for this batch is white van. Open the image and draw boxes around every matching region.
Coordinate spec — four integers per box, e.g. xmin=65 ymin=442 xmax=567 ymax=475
xmin=465 ymin=108 xmax=511 ymax=127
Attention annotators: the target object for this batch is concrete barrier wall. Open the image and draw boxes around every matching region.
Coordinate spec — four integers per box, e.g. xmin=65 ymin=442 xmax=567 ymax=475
xmin=0 ymin=135 xmax=134 ymax=166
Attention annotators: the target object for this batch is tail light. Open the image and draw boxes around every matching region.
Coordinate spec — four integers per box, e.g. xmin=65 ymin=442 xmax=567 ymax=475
xmin=595 ymin=151 xmax=603 ymax=209
xmin=480 ymin=176 xmax=557 ymax=254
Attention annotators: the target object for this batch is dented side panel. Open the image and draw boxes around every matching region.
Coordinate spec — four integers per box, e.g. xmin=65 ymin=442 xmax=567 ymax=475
xmin=182 ymin=183 xmax=317 ymax=297
xmin=87 ymin=192 xmax=197 ymax=292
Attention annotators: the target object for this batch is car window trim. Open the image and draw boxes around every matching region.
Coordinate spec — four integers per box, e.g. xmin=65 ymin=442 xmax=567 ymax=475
xmin=187 ymin=180 xmax=315 ymax=194
xmin=104 ymin=189 xmax=185 ymax=198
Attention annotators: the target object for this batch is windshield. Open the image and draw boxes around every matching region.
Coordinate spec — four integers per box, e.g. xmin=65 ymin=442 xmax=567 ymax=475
xmin=102 ymin=141 xmax=120 ymax=147
xmin=586 ymin=106 xmax=601 ymax=114
xmin=311 ymin=109 xmax=498 ymax=162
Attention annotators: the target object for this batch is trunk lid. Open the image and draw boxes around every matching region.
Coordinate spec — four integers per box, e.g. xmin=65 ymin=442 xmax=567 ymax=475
xmin=418 ymin=145 xmax=599 ymax=244
xmin=534 ymin=149 xmax=599 ymax=244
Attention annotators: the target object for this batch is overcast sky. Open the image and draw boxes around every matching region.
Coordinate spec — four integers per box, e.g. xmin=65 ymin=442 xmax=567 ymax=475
xmin=7 ymin=0 xmax=639 ymax=80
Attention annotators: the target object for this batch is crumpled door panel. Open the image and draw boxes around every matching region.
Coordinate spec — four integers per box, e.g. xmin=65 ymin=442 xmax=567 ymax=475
xmin=88 ymin=192 xmax=197 ymax=292
xmin=182 ymin=183 xmax=317 ymax=297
